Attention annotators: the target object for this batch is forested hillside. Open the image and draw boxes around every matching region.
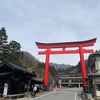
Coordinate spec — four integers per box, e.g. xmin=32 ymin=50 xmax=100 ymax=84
xmin=0 ymin=27 xmax=57 ymax=79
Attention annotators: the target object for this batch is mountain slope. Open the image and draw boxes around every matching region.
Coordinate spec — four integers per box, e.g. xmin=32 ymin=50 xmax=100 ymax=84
xmin=20 ymin=51 xmax=39 ymax=68
xmin=50 ymin=62 xmax=72 ymax=70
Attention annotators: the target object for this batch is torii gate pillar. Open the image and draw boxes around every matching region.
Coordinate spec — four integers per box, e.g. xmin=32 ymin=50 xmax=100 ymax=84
xmin=44 ymin=47 xmax=50 ymax=85
xmin=36 ymin=38 xmax=96 ymax=92
xmin=79 ymin=46 xmax=87 ymax=87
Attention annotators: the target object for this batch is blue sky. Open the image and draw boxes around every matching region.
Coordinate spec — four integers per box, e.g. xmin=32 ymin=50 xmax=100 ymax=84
xmin=0 ymin=0 xmax=100 ymax=65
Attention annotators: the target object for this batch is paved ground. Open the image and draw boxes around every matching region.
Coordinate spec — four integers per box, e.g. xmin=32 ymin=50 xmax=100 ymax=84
xmin=15 ymin=88 xmax=83 ymax=100
xmin=0 ymin=88 xmax=93 ymax=100
xmin=14 ymin=91 xmax=52 ymax=100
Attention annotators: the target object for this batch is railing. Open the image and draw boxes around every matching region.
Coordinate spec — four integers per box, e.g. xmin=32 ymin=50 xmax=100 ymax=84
xmin=7 ymin=93 xmax=27 ymax=99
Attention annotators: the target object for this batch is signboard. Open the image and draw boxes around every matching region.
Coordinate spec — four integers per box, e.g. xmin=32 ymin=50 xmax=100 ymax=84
xmin=58 ymin=74 xmax=62 ymax=78
xmin=3 ymin=83 xmax=8 ymax=98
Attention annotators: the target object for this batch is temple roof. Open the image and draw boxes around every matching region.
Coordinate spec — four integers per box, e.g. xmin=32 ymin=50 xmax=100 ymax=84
xmin=0 ymin=61 xmax=37 ymax=77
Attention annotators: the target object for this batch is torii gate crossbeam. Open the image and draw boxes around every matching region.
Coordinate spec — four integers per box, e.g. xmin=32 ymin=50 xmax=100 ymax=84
xmin=36 ymin=38 xmax=96 ymax=90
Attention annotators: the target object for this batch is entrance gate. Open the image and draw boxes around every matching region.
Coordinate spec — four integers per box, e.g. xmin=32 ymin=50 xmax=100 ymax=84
xmin=36 ymin=38 xmax=96 ymax=90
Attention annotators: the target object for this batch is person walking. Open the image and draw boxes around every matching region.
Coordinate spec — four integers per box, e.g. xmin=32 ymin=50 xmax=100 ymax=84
xmin=33 ymin=85 xmax=38 ymax=97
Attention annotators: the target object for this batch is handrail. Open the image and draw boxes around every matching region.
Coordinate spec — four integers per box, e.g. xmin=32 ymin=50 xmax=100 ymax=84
xmin=7 ymin=93 xmax=27 ymax=98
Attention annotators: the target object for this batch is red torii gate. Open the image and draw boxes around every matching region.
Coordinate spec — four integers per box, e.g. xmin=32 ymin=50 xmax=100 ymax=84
xmin=36 ymin=38 xmax=96 ymax=89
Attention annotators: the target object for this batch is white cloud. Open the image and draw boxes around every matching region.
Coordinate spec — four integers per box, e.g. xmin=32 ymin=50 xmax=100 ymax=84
xmin=0 ymin=0 xmax=100 ymax=65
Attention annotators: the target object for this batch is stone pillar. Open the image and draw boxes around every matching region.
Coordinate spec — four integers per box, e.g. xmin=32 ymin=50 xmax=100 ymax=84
xmin=78 ymin=84 xmax=80 ymax=88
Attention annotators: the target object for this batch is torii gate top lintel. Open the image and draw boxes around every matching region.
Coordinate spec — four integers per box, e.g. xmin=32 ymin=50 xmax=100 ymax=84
xmin=36 ymin=38 xmax=96 ymax=49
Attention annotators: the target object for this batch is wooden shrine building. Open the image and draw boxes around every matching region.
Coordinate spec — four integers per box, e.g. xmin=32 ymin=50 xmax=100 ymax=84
xmin=0 ymin=61 xmax=37 ymax=98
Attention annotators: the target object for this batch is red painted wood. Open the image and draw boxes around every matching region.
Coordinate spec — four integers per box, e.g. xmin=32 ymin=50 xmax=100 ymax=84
xmin=79 ymin=46 xmax=88 ymax=87
xmin=38 ymin=49 xmax=93 ymax=55
xmin=43 ymin=47 xmax=50 ymax=85
xmin=36 ymin=38 xmax=96 ymax=86
xmin=36 ymin=38 xmax=96 ymax=49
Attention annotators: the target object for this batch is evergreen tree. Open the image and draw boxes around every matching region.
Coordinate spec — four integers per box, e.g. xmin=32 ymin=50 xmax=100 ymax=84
xmin=0 ymin=27 xmax=22 ymax=64
xmin=7 ymin=40 xmax=22 ymax=64
xmin=0 ymin=27 xmax=8 ymax=60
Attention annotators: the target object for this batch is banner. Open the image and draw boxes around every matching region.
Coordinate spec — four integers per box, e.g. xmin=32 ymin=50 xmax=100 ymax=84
xmin=3 ymin=83 xmax=8 ymax=98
